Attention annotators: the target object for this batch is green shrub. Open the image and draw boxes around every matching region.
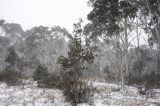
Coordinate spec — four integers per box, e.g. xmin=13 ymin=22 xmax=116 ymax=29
xmin=33 ymin=64 xmax=49 ymax=88
xmin=58 ymin=21 xmax=95 ymax=105
xmin=60 ymin=69 xmax=94 ymax=105
xmin=33 ymin=64 xmax=61 ymax=88
xmin=126 ymin=72 xmax=160 ymax=89
xmin=2 ymin=66 xmax=20 ymax=86
xmin=2 ymin=46 xmax=20 ymax=86
xmin=48 ymin=74 xmax=62 ymax=88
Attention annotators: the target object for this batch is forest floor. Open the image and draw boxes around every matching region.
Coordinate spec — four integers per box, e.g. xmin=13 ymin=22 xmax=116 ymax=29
xmin=0 ymin=79 xmax=160 ymax=106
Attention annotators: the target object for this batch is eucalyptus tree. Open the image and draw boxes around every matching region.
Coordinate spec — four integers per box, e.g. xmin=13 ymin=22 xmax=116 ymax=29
xmin=22 ymin=25 xmax=70 ymax=76
xmin=134 ymin=0 xmax=160 ymax=74
xmin=3 ymin=23 xmax=23 ymax=45
xmin=86 ymin=0 xmax=138 ymax=90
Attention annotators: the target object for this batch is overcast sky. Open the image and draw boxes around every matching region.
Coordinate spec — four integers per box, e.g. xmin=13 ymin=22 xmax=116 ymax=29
xmin=0 ymin=0 xmax=91 ymax=32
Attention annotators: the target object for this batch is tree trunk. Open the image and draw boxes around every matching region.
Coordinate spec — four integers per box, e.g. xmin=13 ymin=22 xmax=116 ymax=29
xmin=123 ymin=17 xmax=129 ymax=91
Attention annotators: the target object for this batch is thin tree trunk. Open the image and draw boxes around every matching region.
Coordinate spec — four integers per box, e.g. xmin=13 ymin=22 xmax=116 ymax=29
xmin=115 ymin=35 xmax=120 ymax=82
xmin=136 ymin=18 xmax=140 ymax=49
xmin=136 ymin=18 xmax=141 ymax=77
xmin=123 ymin=17 xmax=129 ymax=91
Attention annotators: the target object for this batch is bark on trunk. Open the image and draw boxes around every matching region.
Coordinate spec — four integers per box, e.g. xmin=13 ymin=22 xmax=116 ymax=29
xmin=122 ymin=17 xmax=129 ymax=91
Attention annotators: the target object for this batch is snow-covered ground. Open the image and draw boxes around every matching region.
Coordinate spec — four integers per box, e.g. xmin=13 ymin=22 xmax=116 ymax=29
xmin=92 ymin=82 xmax=160 ymax=106
xmin=0 ymin=79 xmax=160 ymax=106
xmin=0 ymin=80 xmax=70 ymax=106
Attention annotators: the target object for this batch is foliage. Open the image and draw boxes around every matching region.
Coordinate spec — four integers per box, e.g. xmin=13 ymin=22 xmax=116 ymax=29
xmin=33 ymin=64 xmax=61 ymax=88
xmin=22 ymin=25 xmax=69 ymax=75
xmin=47 ymin=74 xmax=62 ymax=88
xmin=5 ymin=46 xmax=18 ymax=67
xmin=58 ymin=20 xmax=95 ymax=105
xmin=2 ymin=46 xmax=20 ymax=86
xmin=126 ymin=71 xmax=160 ymax=89
xmin=33 ymin=64 xmax=49 ymax=88
xmin=86 ymin=0 xmax=138 ymax=38
xmin=2 ymin=66 xmax=19 ymax=86
xmin=60 ymin=69 xmax=94 ymax=105
xmin=103 ymin=65 xmax=116 ymax=83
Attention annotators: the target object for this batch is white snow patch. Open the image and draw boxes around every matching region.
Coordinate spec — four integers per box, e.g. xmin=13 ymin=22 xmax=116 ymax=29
xmin=0 ymin=79 xmax=70 ymax=106
xmin=0 ymin=80 xmax=160 ymax=106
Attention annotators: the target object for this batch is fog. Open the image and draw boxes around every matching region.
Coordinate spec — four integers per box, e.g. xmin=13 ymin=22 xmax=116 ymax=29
xmin=0 ymin=0 xmax=91 ymax=32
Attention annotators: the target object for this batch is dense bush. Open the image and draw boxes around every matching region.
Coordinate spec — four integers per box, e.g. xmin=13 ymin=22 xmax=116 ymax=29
xmin=145 ymin=72 xmax=160 ymax=89
xmin=126 ymin=72 xmax=160 ymax=89
xmin=2 ymin=66 xmax=20 ymax=86
xmin=1 ymin=46 xmax=21 ymax=86
xmin=33 ymin=64 xmax=49 ymax=88
xmin=33 ymin=64 xmax=48 ymax=80
xmin=33 ymin=64 xmax=94 ymax=105
xmin=103 ymin=65 xmax=118 ymax=83
xmin=60 ymin=69 xmax=94 ymax=105
xmin=33 ymin=64 xmax=61 ymax=88
xmin=58 ymin=21 xmax=95 ymax=105
xmin=42 ymin=73 xmax=61 ymax=88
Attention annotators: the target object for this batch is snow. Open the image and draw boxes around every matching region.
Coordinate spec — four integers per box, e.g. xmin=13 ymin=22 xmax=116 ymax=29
xmin=0 ymin=80 xmax=160 ymax=106
xmin=91 ymin=82 xmax=160 ymax=106
xmin=0 ymin=80 xmax=70 ymax=106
